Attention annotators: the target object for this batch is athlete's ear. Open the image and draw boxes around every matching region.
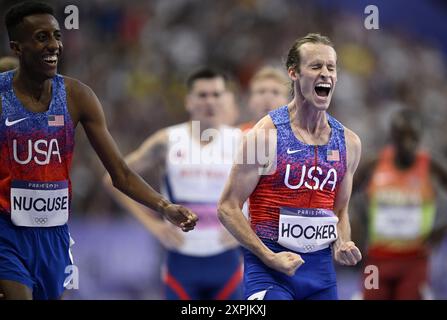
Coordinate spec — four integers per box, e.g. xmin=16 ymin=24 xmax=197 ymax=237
xmin=288 ymin=66 xmax=299 ymax=82
xmin=9 ymin=41 xmax=21 ymax=57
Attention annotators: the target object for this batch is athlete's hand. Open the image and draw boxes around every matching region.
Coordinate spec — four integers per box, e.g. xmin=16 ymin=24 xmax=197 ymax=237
xmin=334 ymin=241 xmax=362 ymax=266
xmin=264 ymin=251 xmax=305 ymax=276
xmin=162 ymin=204 xmax=198 ymax=232
xmin=153 ymin=221 xmax=185 ymax=250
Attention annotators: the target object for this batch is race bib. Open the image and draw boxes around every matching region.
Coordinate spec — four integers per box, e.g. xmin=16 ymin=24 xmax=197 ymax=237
xmin=277 ymin=207 xmax=338 ymax=253
xmin=374 ymin=205 xmax=423 ymax=239
xmin=11 ymin=180 xmax=69 ymax=227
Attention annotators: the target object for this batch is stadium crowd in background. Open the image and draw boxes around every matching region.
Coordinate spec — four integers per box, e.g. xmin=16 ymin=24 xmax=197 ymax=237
xmin=1 ymin=0 xmax=446 ymax=300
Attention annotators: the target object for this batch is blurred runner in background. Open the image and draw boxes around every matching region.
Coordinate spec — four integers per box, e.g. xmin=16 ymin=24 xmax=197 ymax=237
xmin=240 ymin=66 xmax=289 ymax=132
xmin=355 ymin=108 xmax=447 ymax=300
xmin=105 ymin=68 xmax=243 ymax=300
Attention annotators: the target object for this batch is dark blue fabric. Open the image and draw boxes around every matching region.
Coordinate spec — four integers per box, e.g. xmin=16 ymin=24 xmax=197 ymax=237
xmin=0 ymin=214 xmax=71 ymax=299
xmin=243 ymin=239 xmax=338 ymax=300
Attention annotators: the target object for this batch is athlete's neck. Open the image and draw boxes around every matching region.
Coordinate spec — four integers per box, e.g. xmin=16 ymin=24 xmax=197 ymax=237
xmin=188 ymin=120 xmax=219 ymax=146
xmin=289 ymin=98 xmax=328 ymax=134
xmin=13 ymin=68 xmax=52 ymax=103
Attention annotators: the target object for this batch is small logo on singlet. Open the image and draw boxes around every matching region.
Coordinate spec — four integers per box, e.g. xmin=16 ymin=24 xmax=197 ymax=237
xmin=48 ymin=115 xmax=64 ymax=127
xmin=286 ymin=148 xmax=304 ymax=155
xmin=5 ymin=117 xmax=28 ymax=127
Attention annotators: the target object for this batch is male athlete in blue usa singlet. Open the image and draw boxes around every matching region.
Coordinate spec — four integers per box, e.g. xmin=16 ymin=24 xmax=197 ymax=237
xmin=0 ymin=2 xmax=197 ymax=300
xmin=219 ymin=33 xmax=362 ymax=300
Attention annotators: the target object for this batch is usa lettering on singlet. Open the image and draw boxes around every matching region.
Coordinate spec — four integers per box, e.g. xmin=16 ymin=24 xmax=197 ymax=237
xmin=162 ymin=123 xmax=241 ymax=256
xmin=249 ymin=105 xmax=347 ymax=253
xmin=0 ymin=71 xmax=75 ymax=227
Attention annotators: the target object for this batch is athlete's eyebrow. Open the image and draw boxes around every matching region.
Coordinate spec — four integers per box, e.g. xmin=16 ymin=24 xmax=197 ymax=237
xmin=308 ymin=59 xmax=324 ymax=65
xmin=308 ymin=59 xmax=336 ymax=66
xmin=32 ymin=27 xmax=61 ymax=36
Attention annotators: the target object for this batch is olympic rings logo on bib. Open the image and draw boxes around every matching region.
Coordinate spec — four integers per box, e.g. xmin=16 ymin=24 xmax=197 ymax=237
xmin=34 ymin=217 xmax=49 ymax=225
xmin=302 ymin=244 xmax=316 ymax=252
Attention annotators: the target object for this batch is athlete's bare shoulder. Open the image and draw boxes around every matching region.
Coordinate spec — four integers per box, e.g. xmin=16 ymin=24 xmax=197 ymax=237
xmin=63 ymin=76 xmax=96 ymax=101
xmin=344 ymin=127 xmax=361 ymax=148
xmin=241 ymin=114 xmax=277 ymax=173
xmin=62 ymin=76 xmax=102 ymax=126
xmin=343 ymin=126 xmax=362 ymax=172
xmin=247 ymin=114 xmax=276 ymax=145
xmin=0 ymin=73 xmax=7 ymax=114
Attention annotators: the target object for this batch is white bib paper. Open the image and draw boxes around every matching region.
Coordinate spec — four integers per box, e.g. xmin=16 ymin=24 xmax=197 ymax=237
xmin=277 ymin=207 xmax=338 ymax=253
xmin=10 ymin=180 xmax=69 ymax=227
xmin=374 ymin=205 xmax=423 ymax=239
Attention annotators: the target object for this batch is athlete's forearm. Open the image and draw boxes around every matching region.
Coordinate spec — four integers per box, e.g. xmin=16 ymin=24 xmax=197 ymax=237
xmin=218 ymin=201 xmax=275 ymax=264
xmin=104 ymin=175 xmax=164 ymax=233
xmin=334 ymin=208 xmax=351 ymax=250
xmin=109 ymin=169 xmax=171 ymax=215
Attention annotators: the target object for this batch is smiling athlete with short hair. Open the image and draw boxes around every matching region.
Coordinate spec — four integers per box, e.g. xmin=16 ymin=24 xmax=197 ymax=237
xmin=0 ymin=1 xmax=197 ymax=300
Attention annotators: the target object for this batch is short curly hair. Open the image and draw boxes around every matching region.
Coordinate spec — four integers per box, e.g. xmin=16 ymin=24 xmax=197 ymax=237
xmin=5 ymin=1 xmax=55 ymax=41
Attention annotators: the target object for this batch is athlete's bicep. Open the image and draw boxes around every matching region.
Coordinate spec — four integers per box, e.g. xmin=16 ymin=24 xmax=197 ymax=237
xmin=220 ymin=127 xmax=272 ymax=209
xmin=333 ymin=172 xmax=354 ymax=214
xmin=221 ymin=162 xmax=261 ymax=209
xmin=345 ymin=129 xmax=362 ymax=175
xmin=334 ymin=129 xmax=362 ymax=214
xmin=73 ymin=82 xmax=129 ymax=180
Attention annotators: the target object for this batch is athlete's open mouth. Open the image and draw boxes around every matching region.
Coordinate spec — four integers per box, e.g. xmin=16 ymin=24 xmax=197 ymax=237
xmin=314 ymin=83 xmax=331 ymax=97
xmin=43 ymin=54 xmax=58 ymax=66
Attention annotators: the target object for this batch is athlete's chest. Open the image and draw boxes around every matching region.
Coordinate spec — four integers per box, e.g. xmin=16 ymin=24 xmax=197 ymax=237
xmin=275 ymin=143 xmax=346 ymax=192
xmin=13 ymin=90 xmax=52 ymax=114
